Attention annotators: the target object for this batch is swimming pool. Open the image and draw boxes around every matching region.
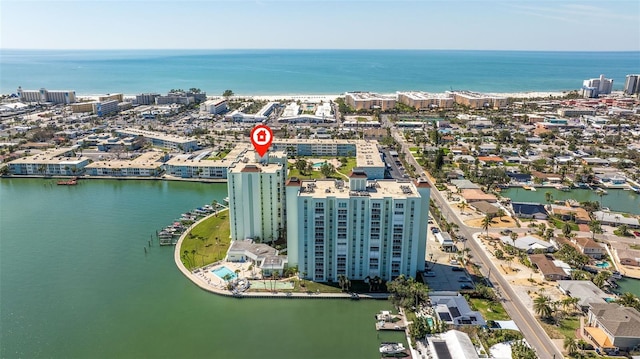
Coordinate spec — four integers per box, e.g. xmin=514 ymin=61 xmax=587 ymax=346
xmin=595 ymin=261 xmax=610 ymax=268
xmin=211 ymin=266 xmax=237 ymax=281
xmin=312 ymin=162 xmax=325 ymax=168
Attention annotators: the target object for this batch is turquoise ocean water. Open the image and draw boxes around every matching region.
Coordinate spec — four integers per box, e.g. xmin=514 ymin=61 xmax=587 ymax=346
xmin=1 ymin=49 xmax=639 ymax=95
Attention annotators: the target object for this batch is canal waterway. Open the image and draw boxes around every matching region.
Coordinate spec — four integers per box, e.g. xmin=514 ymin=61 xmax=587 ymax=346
xmin=0 ymin=179 xmax=403 ymax=359
xmin=500 ymin=188 xmax=640 ymax=215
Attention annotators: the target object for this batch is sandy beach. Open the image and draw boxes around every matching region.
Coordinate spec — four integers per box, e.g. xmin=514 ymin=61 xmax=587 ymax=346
xmin=76 ymin=90 xmax=575 ymax=103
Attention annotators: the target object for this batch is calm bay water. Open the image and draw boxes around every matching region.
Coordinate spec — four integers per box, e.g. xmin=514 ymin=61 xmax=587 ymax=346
xmin=1 ymin=50 xmax=639 ymax=95
xmin=502 ymin=186 xmax=640 ymax=296
xmin=500 ymin=188 xmax=640 ymax=215
xmin=0 ymin=179 xmax=402 ymax=359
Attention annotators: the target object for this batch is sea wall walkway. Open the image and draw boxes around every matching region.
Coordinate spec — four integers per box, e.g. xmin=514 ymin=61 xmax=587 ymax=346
xmin=173 ymin=212 xmax=388 ymax=300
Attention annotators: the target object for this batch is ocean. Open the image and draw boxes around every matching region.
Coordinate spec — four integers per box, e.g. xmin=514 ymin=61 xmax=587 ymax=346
xmin=1 ymin=49 xmax=639 ymax=95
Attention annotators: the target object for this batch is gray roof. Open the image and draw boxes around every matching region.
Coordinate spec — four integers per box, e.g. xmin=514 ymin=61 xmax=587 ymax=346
xmin=589 ymin=303 xmax=640 ymax=338
xmin=450 ymin=179 xmax=480 ymax=190
xmin=228 ymin=240 xmax=277 ymax=260
xmin=557 ymin=280 xmax=609 ymax=308
xmin=593 ymin=211 xmax=640 ymax=227
xmin=500 ymin=235 xmax=555 ymax=251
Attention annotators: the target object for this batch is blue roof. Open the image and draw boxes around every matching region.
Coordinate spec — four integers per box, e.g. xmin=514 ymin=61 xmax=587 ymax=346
xmin=512 ymin=202 xmax=547 ymax=216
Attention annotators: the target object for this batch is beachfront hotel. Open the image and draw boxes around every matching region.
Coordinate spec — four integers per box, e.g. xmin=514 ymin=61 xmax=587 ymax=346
xmin=285 ymin=173 xmax=430 ymax=282
xmin=115 ymin=128 xmax=198 ymax=152
xmin=201 ymin=98 xmax=229 ymax=115
xmin=397 ymin=91 xmax=455 ymax=109
xmin=582 ymin=74 xmax=614 ymax=98
xmin=17 ymin=87 xmax=76 ymax=104
xmin=447 ymin=91 xmax=508 ymax=109
xmin=344 ymin=92 xmax=397 ymax=111
xmin=227 ymin=150 xmax=288 ymax=243
xmin=7 ymin=147 xmax=89 ymax=175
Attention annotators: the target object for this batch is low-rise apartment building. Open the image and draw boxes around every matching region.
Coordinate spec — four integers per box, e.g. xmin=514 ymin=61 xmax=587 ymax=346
xmin=8 ymin=147 xmax=89 ymax=176
xmin=345 ymin=92 xmax=396 ymax=111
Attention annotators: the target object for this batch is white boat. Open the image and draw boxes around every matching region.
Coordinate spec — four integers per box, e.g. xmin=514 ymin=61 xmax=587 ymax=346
xmin=379 ymin=343 xmax=405 ymax=355
xmin=612 ymin=271 xmax=623 ymax=280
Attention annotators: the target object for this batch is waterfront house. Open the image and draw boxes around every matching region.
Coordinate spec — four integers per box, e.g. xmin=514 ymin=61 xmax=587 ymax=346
xmin=469 ymin=201 xmax=500 ymax=216
xmin=555 ymin=237 xmax=605 ymax=259
xmin=584 ymin=303 xmax=640 ymax=354
xmin=557 ymin=280 xmax=609 ymax=312
xmin=551 ymin=206 xmax=591 ymax=224
xmin=500 ymin=235 xmax=555 ymax=253
xmin=511 ymin=202 xmax=548 ymax=220
xmin=616 ymin=249 xmax=640 ymax=267
xmin=427 ymin=330 xmax=479 ymax=359
xmin=430 ymin=294 xmax=486 ymax=326
xmin=461 ymin=189 xmax=498 ymax=203
xmin=529 ymin=254 xmax=571 ymax=281
xmin=593 ymin=211 xmax=640 ymax=229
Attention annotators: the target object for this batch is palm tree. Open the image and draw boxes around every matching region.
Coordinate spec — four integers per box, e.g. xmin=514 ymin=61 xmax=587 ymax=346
xmin=545 ymin=191 xmax=553 ymax=203
xmin=562 ymin=222 xmax=573 ymax=238
xmin=616 ymin=292 xmax=639 ymax=309
xmin=588 ymin=220 xmax=602 ymax=240
xmin=564 ymin=337 xmax=578 ymax=356
xmin=496 ymin=209 xmax=506 ymax=222
xmin=338 ymin=274 xmax=347 ymax=291
xmin=481 ymin=215 xmax=492 ymax=237
xmin=459 ymin=201 xmax=469 ymax=214
xmin=533 ymin=295 xmax=553 ymax=319
xmin=593 ymin=271 xmax=611 ymax=289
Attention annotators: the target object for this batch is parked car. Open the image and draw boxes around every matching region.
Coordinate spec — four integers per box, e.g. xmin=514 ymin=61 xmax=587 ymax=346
xmin=452 ymin=267 xmax=464 ymax=272
xmin=460 ymin=283 xmax=474 ymax=290
xmin=634 ymin=231 xmax=640 ymax=237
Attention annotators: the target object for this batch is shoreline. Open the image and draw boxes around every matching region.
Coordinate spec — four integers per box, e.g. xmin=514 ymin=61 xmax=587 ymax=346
xmin=73 ymin=90 xmax=578 ymax=102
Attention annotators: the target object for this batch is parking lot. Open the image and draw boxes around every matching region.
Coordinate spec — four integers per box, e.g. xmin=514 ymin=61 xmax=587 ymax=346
xmin=423 ymin=221 xmax=475 ymax=292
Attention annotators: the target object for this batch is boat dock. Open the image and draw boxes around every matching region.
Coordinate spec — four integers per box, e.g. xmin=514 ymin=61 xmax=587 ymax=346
xmin=375 ymin=310 xmax=407 ymax=331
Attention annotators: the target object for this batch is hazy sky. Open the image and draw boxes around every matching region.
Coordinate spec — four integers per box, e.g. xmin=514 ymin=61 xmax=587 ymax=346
xmin=1 ymin=0 xmax=639 ymax=51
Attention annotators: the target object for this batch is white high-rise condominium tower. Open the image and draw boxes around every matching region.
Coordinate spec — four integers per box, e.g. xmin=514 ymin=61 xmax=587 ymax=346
xmin=624 ymin=75 xmax=640 ymax=96
xmin=227 ymin=150 xmax=287 ymax=243
xmin=582 ymin=74 xmax=613 ymax=98
xmin=286 ymin=171 xmax=430 ymax=281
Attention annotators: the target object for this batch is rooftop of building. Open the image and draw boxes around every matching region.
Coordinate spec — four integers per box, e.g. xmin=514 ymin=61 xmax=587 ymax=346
xmin=8 ymin=147 xmax=88 ymax=165
xmin=295 ymin=178 xmax=421 ymax=199
xmin=397 ymin=91 xmax=454 ymax=100
xmin=117 ymin=127 xmax=197 ymax=144
xmin=344 ymin=91 xmax=396 ymax=101
xmin=589 ymin=303 xmax=640 ymax=338
xmin=85 ymin=151 xmax=164 ymax=169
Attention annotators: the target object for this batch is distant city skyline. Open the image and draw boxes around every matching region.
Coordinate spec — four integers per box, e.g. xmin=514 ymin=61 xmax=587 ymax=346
xmin=1 ymin=0 xmax=639 ymax=51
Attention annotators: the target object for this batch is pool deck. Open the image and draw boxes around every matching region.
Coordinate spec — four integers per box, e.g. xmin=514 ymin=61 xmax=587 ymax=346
xmin=174 ymin=214 xmax=389 ymax=299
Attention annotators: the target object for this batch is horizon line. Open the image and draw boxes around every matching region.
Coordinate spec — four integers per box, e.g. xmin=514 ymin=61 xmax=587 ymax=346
xmin=2 ymin=48 xmax=639 ymax=52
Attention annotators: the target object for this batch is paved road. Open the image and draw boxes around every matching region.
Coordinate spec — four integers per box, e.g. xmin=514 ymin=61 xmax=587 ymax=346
xmin=384 ymin=116 xmax=564 ymax=359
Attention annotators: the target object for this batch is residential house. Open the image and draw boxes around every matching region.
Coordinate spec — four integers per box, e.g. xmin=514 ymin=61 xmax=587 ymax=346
xmin=557 ymin=280 xmax=609 ymax=311
xmin=461 ymin=189 xmax=498 ymax=203
xmin=511 ymin=202 xmax=548 ymax=219
xmin=593 ymin=211 xmax=640 ymax=229
xmin=584 ymin=303 xmax=640 ymax=353
xmin=430 ymin=294 xmax=486 ymax=326
xmin=501 ymin=235 xmax=555 ymax=253
xmin=551 ymin=205 xmax=591 ymax=224
xmin=617 ymin=249 xmax=640 ymax=267
xmin=529 ymin=254 xmax=571 ymax=281
xmin=427 ymin=330 xmax=480 ymax=359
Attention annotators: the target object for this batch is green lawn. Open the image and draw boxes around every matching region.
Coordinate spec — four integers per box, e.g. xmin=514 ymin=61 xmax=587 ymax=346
xmin=540 ymin=317 xmax=581 ymax=339
xmin=179 ymin=210 xmax=231 ymax=270
xmin=551 ymin=218 xmax=579 ymax=231
xmin=469 ymin=298 xmax=510 ymax=320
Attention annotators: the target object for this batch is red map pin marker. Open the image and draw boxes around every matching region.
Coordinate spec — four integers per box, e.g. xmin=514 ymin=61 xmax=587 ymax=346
xmin=250 ymin=124 xmax=273 ymax=157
